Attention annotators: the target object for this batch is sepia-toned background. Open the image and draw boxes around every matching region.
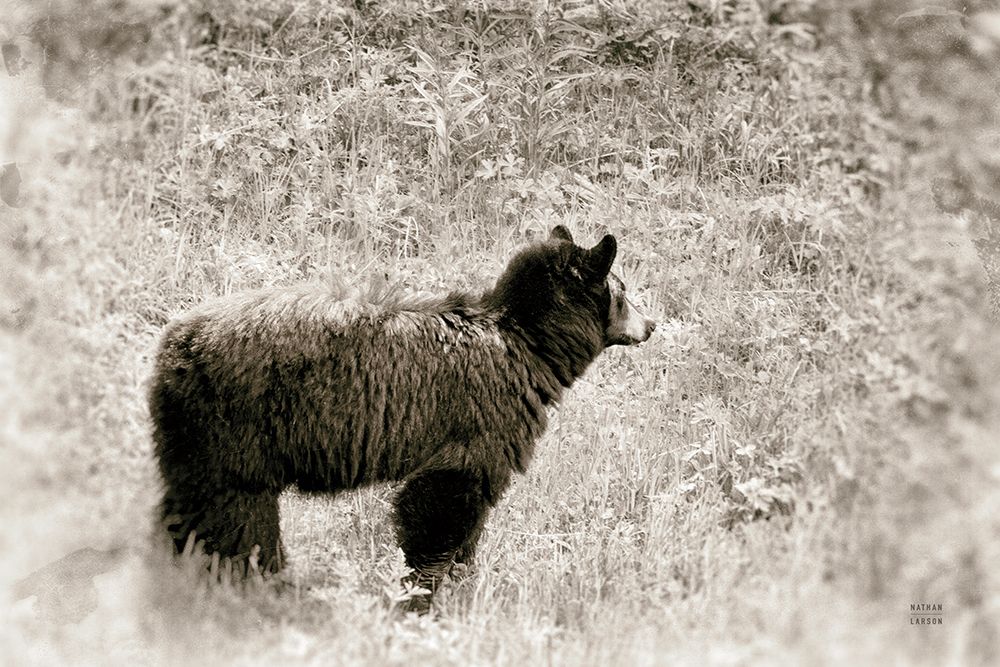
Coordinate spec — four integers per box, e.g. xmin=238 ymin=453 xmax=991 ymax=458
xmin=1 ymin=0 xmax=998 ymax=664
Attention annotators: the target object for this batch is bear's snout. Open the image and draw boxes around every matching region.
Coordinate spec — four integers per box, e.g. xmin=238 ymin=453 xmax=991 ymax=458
xmin=606 ymin=300 xmax=656 ymax=347
xmin=643 ymin=319 xmax=656 ymax=340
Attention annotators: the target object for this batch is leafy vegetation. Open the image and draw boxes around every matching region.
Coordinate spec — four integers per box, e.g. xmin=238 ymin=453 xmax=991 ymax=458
xmin=1 ymin=0 xmax=997 ymax=664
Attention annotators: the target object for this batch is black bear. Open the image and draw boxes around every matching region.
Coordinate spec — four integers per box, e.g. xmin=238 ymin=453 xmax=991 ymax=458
xmin=149 ymin=226 xmax=655 ymax=611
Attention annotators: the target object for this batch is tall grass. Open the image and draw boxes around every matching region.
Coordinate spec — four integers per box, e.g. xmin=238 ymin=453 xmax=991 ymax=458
xmin=1 ymin=0 xmax=997 ymax=664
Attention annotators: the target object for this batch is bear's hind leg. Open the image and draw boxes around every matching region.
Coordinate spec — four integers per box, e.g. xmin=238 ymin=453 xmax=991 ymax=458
xmin=392 ymin=468 xmax=488 ymax=613
xmin=164 ymin=488 xmax=285 ymax=575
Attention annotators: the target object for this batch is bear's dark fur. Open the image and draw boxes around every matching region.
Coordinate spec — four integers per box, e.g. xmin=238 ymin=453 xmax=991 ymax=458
xmin=149 ymin=226 xmax=654 ymax=610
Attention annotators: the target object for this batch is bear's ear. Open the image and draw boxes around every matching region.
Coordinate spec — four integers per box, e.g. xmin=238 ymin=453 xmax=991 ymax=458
xmin=586 ymin=234 xmax=617 ymax=279
xmin=550 ymin=225 xmax=574 ymax=243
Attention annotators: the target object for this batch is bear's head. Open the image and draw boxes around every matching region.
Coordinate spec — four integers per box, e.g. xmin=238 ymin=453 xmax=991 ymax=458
xmin=485 ymin=226 xmax=655 ymax=378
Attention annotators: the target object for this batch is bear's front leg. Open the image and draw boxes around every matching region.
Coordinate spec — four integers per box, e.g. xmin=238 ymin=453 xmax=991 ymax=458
xmin=449 ymin=518 xmax=487 ymax=581
xmin=392 ymin=468 xmax=488 ymax=614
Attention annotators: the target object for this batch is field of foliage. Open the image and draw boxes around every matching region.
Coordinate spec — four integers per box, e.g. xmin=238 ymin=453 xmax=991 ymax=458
xmin=1 ymin=0 xmax=998 ymax=664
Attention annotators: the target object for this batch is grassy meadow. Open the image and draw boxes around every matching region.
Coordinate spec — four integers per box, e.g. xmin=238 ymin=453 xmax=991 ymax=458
xmin=1 ymin=0 xmax=999 ymax=663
